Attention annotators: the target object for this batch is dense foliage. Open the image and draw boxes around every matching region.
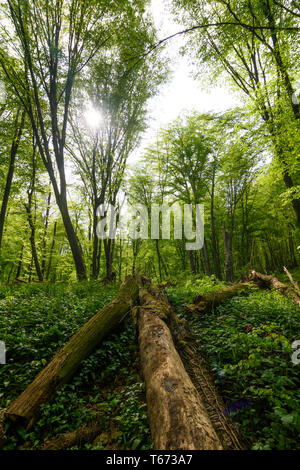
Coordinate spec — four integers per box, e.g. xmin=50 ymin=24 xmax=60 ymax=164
xmin=0 ymin=282 xmax=151 ymax=450
xmin=168 ymin=277 xmax=300 ymax=450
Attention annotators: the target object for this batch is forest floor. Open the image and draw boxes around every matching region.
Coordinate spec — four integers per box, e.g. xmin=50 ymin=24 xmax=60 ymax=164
xmin=0 ymin=272 xmax=299 ymax=450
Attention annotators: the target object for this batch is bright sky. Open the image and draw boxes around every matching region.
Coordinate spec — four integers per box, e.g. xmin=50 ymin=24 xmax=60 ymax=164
xmin=129 ymin=0 xmax=242 ymax=163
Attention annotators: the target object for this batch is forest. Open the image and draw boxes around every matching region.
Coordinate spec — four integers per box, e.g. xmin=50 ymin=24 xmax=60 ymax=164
xmin=0 ymin=0 xmax=300 ymax=453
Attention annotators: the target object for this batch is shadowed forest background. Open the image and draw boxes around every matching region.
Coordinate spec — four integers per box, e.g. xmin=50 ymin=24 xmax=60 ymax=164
xmin=0 ymin=0 xmax=300 ymax=452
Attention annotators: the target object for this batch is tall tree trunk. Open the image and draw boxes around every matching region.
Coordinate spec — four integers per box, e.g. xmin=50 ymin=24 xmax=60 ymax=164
xmin=97 ymin=239 xmax=102 ymax=278
xmin=26 ymin=208 xmax=43 ymax=282
xmin=28 ymin=255 xmax=33 ymax=283
xmin=263 ymin=243 xmax=272 ymax=273
xmin=241 ymin=191 xmax=250 ymax=267
xmin=7 ymin=263 xmax=14 ymax=284
xmin=15 ymin=244 xmax=24 ymax=280
xmin=132 ymin=239 xmax=138 ymax=275
xmin=46 ymin=221 xmax=57 ymax=281
xmin=264 ymin=115 xmax=300 ymax=226
xmin=202 ymin=239 xmax=212 ymax=275
xmin=25 ymin=145 xmax=43 ymax=282
xmin=160 ymin=250 xmax=169 ymax=278
xmin=0 ymin=109 xmax=25 ymax=252
xmin=222 ymin=221 xmax=234 ymax=282
xmin=282 ymin=170 xmax=300 ymax=226
xmin=288 ymin=229 xmax=297 ymax=268
xmin=118 ymin=239 xmax=123 ymax=282
xmin=56 ymin=196 xmax=87 ymax=281
xmin=210 ymin=178 xmax=222 ymax=279
xmin=91 ymin=204 xmax=99 ymax=279
xmin=175 ymin=240 xmax=186 ymax=271
xmin=41 ymin=187 xmax=51 ymax=276
xmin=104 ymin=238 xmax=115 ymax=281
xmin=188 ymin=250 xmax=196 ymax=274
xmin=155 ymin=239 xmax=163 ymax=282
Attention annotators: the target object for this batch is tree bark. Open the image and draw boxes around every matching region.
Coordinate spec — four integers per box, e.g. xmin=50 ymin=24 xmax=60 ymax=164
xmin=155 ymin=294 xmax=244 ymax=449
xmin=3 ymin=276 xmax=139 ymax=432
xmin=155 ymin=239 xmax=163 ymax=282
xmin=57 ymin=197 xmax=87 ymax=281
xmin=210 ymin=176 xmax=222 ymax=279
xmin=46 ymin=221 xmax=57 ymax=281
xmin=104 ymin=238 xmax=115 ymax=282
xmin=188 ymin=250 xmax=196 ymax=275
xmin=25 ymin=204 xmax=43 ymax=282
xmin=288 ymin=229 xmax=297 ymax=268
xmin=27 ymin=255 xmax=33 ymax=283
xmin=222 ymin=221 xmax=234 ymax=282
xmin=91 ymin=203 xmax=100 ymax=279
xmin=25 ymin=144 xmax=43 ymax=282
xmin=7 ymin=263 xmax=14 ymax=284
xmin=132 ymin=239 xmax=140 ymax=275
xmin=15 ymin=243 xmax=24 ymax=280
xmin=202 ymin=239 xmax=212 ymax=275
xmin=136 ymin=286 xmax=223 ymax=450
xmin=41 ymin=187 xmax=51 ymax=276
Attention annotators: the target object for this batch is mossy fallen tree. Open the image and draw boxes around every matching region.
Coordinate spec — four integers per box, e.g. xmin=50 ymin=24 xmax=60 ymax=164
xmin=136 ymin=285 xmax=223 ymax=450
xmin=168 ymin=313 xmax=244 ymax=449
xmin=250 ymin=270 xmax=300 ymax=306
xmin=148 ymin=285 xmax=244 ymax=450
xmin=185 ymin=283 xmax=252 ymax=315
xmin=41 ymin=421 xmax=103 ymax=450
xmin=2 ymin=276 xmax=139 ymax=433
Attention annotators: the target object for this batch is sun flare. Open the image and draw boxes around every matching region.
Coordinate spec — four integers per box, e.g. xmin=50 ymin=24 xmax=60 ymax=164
xmin=84 ymin=105 xmax=103 ymax=130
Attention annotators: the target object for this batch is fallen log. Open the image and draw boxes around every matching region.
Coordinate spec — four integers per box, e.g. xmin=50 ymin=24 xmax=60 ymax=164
xmin=156 ymin=281 xmax=177 ymax=289
xmin=3 ymin=276 xmax=139 ymax=432
xmin=250 ymin=270 xmax=300 ymax=306
xmin=149 ymin=285 xmax=244 ymax=450
xmin=185 ymin=283 xmax=252 ymax=315
xmin=14 ymin=278 xmax=27 ymax=284
xmin=41 ymin=421 xmax=103 ymax=450
xmin=137 ymin=286 xmax=223 ymax=450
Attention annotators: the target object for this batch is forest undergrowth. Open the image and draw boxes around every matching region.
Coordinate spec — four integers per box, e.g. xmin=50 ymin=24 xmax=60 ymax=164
xmin=167 ymin=275 xmax=300 ymax=450
xmin=0 ymin=273 xmax=299 ymax=450
xmin=0 ymin=281 xmax=151 ymax=450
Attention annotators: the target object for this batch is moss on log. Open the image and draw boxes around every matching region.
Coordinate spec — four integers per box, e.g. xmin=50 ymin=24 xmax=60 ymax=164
xmin=186 ymin=283 xmax=252 ymax=315
xmin=168 ymin=313 xmax=244 ymax=449
xmin=4 ymin=276 xmax=139 ymax=431
xmin=147 ymin=285 xmax=244 ymax=450
xmin=137 ymin=287 xmax=223 ymax=450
